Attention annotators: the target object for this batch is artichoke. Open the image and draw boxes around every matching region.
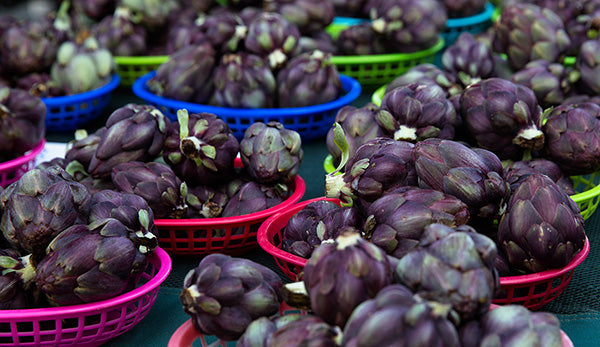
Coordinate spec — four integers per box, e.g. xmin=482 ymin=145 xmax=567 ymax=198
xmin=1 ymin=167 xmax=91 ymax=260
xmin=0 ymin=249 xmax=38 ymax=309
xmin=412 ymin=138 xmax=509 ymax=222
xmin=162 ymin=109 xmax=239 ymax=186
xmin=504 ymin=158 xmax=576 ymax=195
xmin=385 ymin=64 xmax=463 ymax=98
xmin=64 ymin=128 xmax=105 ymax=169
xmin=15 ymin=72 xmax=63 ymax=98
xmin=164 ymin=17 xmax=209 ymax=54
xmin=268 ymin=0 xmax=335 ymax=35
xmin=239 ymin=122 xmax=303 ymax=184
xmin=541 ymin=102 xmax=600 ymax=175
xmin=111 ymin=161 xmax=188 ymax=219
xmin=498 ymin=173 xmax=586 ymax=274
xmin=213 ymin=53 xmax=277 ymax=108
xmin=511 ymin=59 xmax=579 ymax=109
xmin=118 ymin=0 xmax=177 ymax=28
xmin=276 ymin=50 xmax=341 ymax=108
xmin=460 ymin=77 xmax=544 ymax=160
xmin=221 ymin=181 xmax=288 ymax=218
xmin=442 ymin=32 xmax=495 ymax=88
xmin=325 ymin=103 xmax=389 ymax=169
xmin=72 ymin=0 xmax=116 ymax=20
xmin=442 ymin=0 xmax=488 ymax=18
xmin=302 ymin=230 xmax=394 ymax=328
xmin=87 ymin=104 xmax=170 ymax=178
xmin=0 ymin=87 xmax=46 ymax=161
xmin=236 ymin=314 xmax=304 ymax=347
xmin=180 ymin=253 xmax=283 ymax=341
xmin=364 ymin=187 xmax=470 ymax=259
xmin=50 ymin=35 xmax=115 ymax=95
xmin=395 ymin=223 xmax=499 ymax=321
xmin=342 ymin=284 xmax=461 ymax=347
xmin=193 ymin=11 xmax=247 ymax=54
xmin=185 ymin=183 xmax=230 ymax=219
xmin=492 ymin=3 xmax=571 ymax=70
xmin=92 ymin=6 xmax=147 ymax=56
xmin=336 ymin=23 xmax=389 ymax=56
xmin=378 ymin=83 xmax=458 ymax=142
xmin=575 ymin=39 xmax=600 ymax=96
xmin=146 ymin=43 xmax=216 ymax=104
xmin=34 ymin=223 xmax=148 ymax=306
xmin=244 ymin=12 xmax=301 ymax=69
xmin=267 ymin=314 xmax=342 ymax=347
xmin=295 ymin=31 xmax=337 ymax=55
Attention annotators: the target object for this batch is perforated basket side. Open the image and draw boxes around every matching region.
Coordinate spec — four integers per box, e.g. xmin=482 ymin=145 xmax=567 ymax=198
xmin=570 ymin=172 xmax=600 ymax=219
xmin=114 ymin=56 xmax=168 ymax=86
xmin=0 ymin=139 xmax=45 ymax=187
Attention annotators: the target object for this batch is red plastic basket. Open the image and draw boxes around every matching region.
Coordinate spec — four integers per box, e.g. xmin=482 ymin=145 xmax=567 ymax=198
xmin=0 ymin=247 xmax=172 ymax=347
xmin=156 ymin=163 xmax=306 ymax=256
xmin=0 ymin=139 xmax=45 ymax=188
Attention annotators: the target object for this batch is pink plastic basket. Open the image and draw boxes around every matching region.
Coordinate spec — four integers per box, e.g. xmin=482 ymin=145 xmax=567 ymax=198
xmin=156 ymin=159 xmax=306 ymax=256
xmin=0 ymin=139 xmax=45 ymax=188
xmin=0 ymin=248 xmax=172 ymax=347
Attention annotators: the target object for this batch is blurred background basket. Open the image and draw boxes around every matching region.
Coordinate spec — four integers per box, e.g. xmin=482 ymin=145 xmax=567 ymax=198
xmin=41 ymin=74 xmax=120 ymax=132
xmin=114 ymin=55 xmax=168 ymax=87
xmin=132 ymin=71 xmax=361 ymax=141
xmin=443 ymin=2 xmax=495 ymax=47
xmin=156 ymin=167 xmax=306 ymax=256
xmin=0 ymin=247 xmax=171 ymax=347
xmin=494 ymin=236 xmax=590 ymax=310
xmin=0 ymin=139 xmax=45 ymax=187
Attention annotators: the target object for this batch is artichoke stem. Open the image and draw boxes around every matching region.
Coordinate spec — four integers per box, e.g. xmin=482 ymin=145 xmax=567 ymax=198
xmin=514 ymin=126 xmax=544 ymax=151
xmin=180 ymin=136 xmax=205 ymax=158
xmin=325 ymin=173 xmax=346 ymax=199
xmin=281 ymin=281 xmax=312 ymax=311
xmin=394 ymin=125 xmax=417 ymax=142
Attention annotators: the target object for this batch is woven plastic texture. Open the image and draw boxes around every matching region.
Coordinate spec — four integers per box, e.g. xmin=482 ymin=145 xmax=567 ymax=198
xmin=0 ymin=139 xmax=45 ymax=187
xmin=41 ymin=74 xmax=120 ymax=132
xmin=114 ymin=55 xmax=168 ymax=86
xmin=443 ymin=2 xmax=495 ymax=46
xmin=132 ymin=72 xmax=361 ymax=141
xmin=0 ymin=248 xmax=171 ymax=347
xmin=155 ymin=172 xmax=306 ymax=256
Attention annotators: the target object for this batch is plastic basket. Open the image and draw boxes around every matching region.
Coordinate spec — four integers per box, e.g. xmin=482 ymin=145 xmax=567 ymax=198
xmin=114 ymin=55 xmax=168 ymax=87
xmin=41 ymin=74 xmax=120 ymax=132
xmin=155 ymin=164 xmax=306 ymax=256
xmin=0 ymin=139 xmax=45 ymax=187
xmin=132 ymin=72 xmax=361 ymax=141
xmin=494 ymin=236 xmax=589 ymax=310
xmin=0 ymin=247 xmax=172 ymax=347
xmin=330 ymin=38 xmax=445 ymax=86
xmin=443 ymin=2 xmax=495 ymax=46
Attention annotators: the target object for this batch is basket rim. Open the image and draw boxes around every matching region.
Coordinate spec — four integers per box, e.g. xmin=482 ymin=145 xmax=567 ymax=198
xmin=132 ymin=72 xmax=361 ymax=118
xmin=330 ymin=37 xmax=445 ymax=64
xmin=0 ymin=247 xmax=172 ymax=319
xmin=446 ymin=2 xmax=495 ymax=27
xmin=114 ymin=55 xmax=170 ymax=65
xmin=41 ymin=74 xmax=121 ymax=106
xmin=154 ymin=174 xmax=306 ymax=227
xmin=499 ymin=235 xmax=590 ymax=286
xmin=0 ymin=139 xmax=45 ymax=172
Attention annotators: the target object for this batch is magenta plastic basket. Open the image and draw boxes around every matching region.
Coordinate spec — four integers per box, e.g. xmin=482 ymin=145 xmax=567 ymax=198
xmin=0 ymin=247 xmax=172 ymax=347
xmin=0 ymin=139 xmax=45 ymax=187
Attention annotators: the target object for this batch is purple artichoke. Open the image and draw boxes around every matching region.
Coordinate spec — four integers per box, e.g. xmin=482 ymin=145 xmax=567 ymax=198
xmin=385 ymin=63 xmax=463 ymax=98
xmin=184 ymin=183 xmax=230 ymax=219
xmin=442 ymin=32 xmax=495 ymax=88
xmin=295 ymin=31 xmax=337 ymax=55
xmin=269 ymin=0 xmax=335 ymax=35
xmin=221 ymin=181 xmax=288 ymax=218
xmin=575 ymin=39 xmax=600 ymax=96
xmin=244 ymin=12 xmax=301 ymax=69
xmin=15 ymin=72 xmax=63 ymax=98
xmin=336 ymin=23 xmax=389 ymax=56
xmin=0 ymin=248 xmax=39 ymax=309
xmin=64 ymin=128 xmax=106 ymax=169
xmin=92 ymin=6 xmax=147 ymax=56
xmin=267 ymin=315 xmax=342 ymax=347
xmin=504 ymin=158 xmax=576 ymax=195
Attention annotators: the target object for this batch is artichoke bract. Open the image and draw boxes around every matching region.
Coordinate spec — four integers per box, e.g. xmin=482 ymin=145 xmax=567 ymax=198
xmin=341 ymin=284 xmax=461 ymax=347
xmin=88 ymin=104 xmax=170 ymax=178
xmin=0 ymin=87 xmax=46 ymax=161
xmin=302 ymin=230 xmax=393 ymax=328
xmin=239 ymin=122 xmax=303 ymax=184
xmin=92 ymin=6 xmax=147 ymax=56
xmin=460 ymin=77 xmax=544 ymax=160
xmin=118 ymin=0 xmax=176 ymax=28
xmin=1 ymin=167 xmax=91 ymax=260
xmin=498 ymin=173 xmax=586 ymax=274
xmin=64 ymin=128 xmax=106 ymax=169
xmin=276 ymin=50 xmax=341 ymax=108
xmin=369 ymin=0 xmax=447 ymax=53
xmin=395 ymin=223 xmax=499 ymax=321
xmin=295 ymin=31 xmax=337 ymax=55
xmin=281 ymin=200 xmax=362 ymax=259
xmin=325 ymin=103 xmax=389 ymax=169
xmin=213 ymin=53 xmax=276 ymax=108
xmin=413 ymin=138 xmax=509 ymax=222
xmin=180 ymin=254 xmax=283 ymax=341
xmin=442 ymin=32 xmax=495 ymax=88
xmin=194 ymin=11 xmax=247 ymax=54
xmin=163 ymin=109 xmax=239 ymax=186
xmin=364 ymin=187 xmax=470 ymax=259
xmin=34 ymin=223 xmax=148 ymax=306
xmin=541 ymin=102 xmax=600 ymax=175
xmin=111 ymin=161 xmax=187 ymax=219
xmin=147 ymin=43 xmax=216 ymax=104
xmin=378 ymin=83 xmax=458 ymax=142
xmin=244 ymin=12 xmax=300 ymax=69
xmin=50 ymin=36 xmax=115 ymax=95
xmin=504 ymin=158 xmax=576 ymax=195
xmin=492 ymin=3 xmax=571 ymax=70
xmin=185 ymin=183 xmax=230 ymax=219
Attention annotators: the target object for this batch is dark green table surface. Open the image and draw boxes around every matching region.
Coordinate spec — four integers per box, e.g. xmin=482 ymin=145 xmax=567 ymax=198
xmin=44 ymin=86 xmax=599 ymax=347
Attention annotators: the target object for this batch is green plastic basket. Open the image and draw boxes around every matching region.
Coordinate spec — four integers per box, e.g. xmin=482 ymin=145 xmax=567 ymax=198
xmin=114 ymin=55 xmax=169 ymax=86
xmin=323 ymin=153 xmax=600 ymax=219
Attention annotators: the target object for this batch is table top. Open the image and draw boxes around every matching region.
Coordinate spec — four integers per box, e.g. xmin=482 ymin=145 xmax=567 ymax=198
xmin=43 ymin=86 xmax=599 ymax=347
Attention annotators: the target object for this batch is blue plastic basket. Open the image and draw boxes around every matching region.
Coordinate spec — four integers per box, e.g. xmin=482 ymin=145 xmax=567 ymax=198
xmin=132 ymin=71 xmax=362 ymax=141
xmin=41 ymin=74 xmax=121 ymax=132
xmin=443 ymin=2 xmax=495 ymax=47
